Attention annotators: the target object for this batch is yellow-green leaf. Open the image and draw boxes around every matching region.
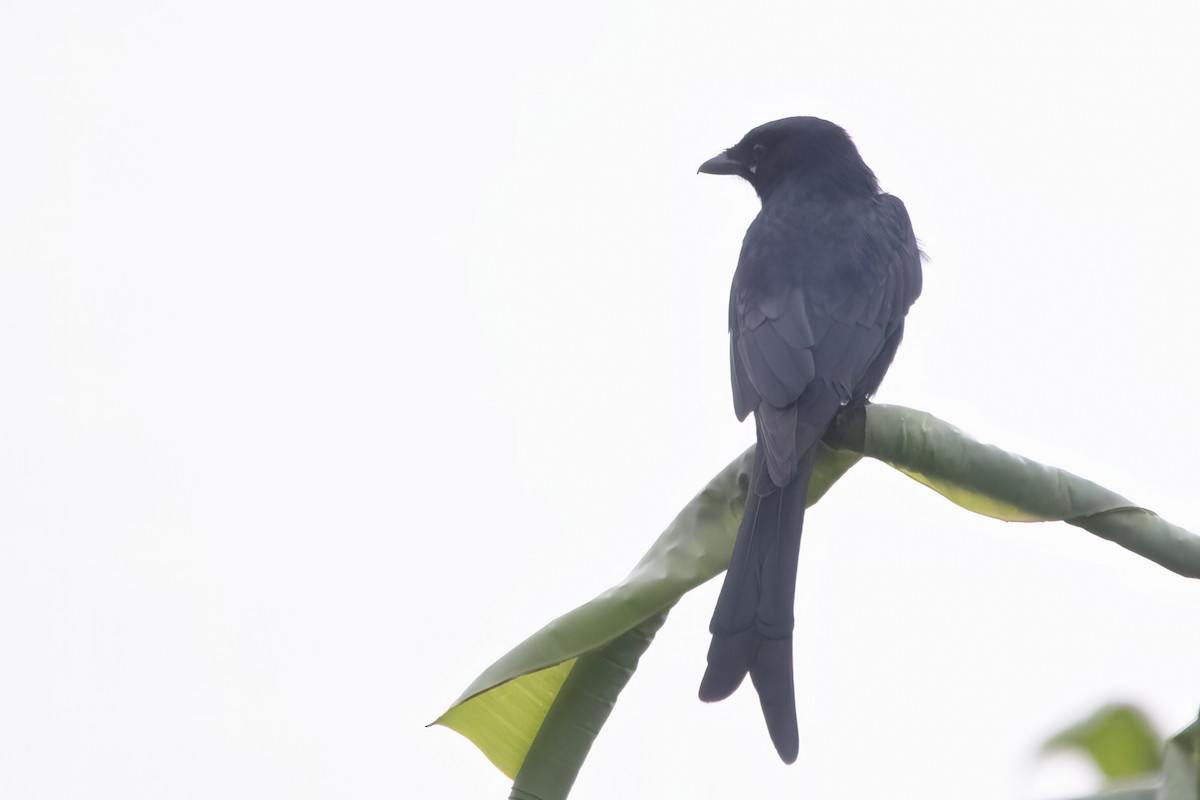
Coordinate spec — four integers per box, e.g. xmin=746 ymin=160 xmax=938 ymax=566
xmin=1043 ymin=703 xmax=1163 ymax=781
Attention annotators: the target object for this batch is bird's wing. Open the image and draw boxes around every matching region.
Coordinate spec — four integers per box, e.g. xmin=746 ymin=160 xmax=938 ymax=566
xmin=730 ymin=195 xmax=921 ymax=489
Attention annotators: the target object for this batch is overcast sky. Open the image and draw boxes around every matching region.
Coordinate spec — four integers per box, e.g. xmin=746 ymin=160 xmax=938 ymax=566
xmin=2 ymin=1 xmax=1199 ymax=798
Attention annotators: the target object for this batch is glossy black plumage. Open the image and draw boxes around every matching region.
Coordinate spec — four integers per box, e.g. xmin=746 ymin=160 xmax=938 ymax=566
xmin=698 ymin=117 xmax=922 ymax=762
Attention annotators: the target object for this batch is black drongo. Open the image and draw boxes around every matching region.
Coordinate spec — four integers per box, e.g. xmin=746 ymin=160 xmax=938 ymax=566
xmin=697 ymin=117 xmax=922 ymax=763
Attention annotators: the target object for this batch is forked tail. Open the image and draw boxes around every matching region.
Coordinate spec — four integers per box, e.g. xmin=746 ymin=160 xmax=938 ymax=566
xmin=698 ymin=446 xmax=814 ymax=763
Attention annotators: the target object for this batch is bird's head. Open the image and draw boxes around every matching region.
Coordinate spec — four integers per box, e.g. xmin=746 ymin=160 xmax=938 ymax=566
xmin=698 ymin=116 xmax=879 ymax=201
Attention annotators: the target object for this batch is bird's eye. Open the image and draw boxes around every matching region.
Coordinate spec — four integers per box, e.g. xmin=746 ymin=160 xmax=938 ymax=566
xmin=752 ymin=143 xmax=768 ymax=160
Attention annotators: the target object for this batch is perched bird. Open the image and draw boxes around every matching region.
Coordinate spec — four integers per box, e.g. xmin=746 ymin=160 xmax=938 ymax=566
xmin=697 ymin=117 xmax=922 ymax=763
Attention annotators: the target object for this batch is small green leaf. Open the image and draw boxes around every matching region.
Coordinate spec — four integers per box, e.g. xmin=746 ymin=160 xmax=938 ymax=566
xmin=1043 ymin=703 xmax=1163 ymax=781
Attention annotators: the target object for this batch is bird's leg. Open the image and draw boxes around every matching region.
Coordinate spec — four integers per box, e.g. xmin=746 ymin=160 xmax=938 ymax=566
xmin=825 ymin=400 xmax=870 ymax=451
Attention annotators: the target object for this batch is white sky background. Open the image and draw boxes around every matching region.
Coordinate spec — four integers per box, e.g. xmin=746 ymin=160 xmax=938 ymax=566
xmin=2 ymin=1 xmax=1199 ymax=798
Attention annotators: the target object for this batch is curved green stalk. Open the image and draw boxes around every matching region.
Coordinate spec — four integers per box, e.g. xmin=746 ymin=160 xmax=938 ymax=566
xmin=435 ymin=404 xmax=1200 ymax=799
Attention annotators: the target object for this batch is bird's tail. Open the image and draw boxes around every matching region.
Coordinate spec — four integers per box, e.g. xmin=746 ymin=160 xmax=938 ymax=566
xmin=698 ymin=445 xmax=814 ymax=764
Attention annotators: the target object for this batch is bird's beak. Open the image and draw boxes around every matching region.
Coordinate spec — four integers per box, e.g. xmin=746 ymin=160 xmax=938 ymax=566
xmin=697 ymin=151 xmax=745 ymax=176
